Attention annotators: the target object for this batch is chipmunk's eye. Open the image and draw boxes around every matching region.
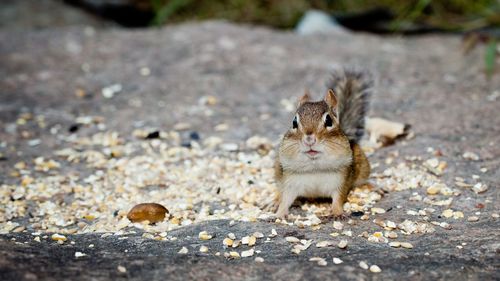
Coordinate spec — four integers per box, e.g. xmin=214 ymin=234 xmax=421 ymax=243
xmin=324 ymin=114 xmax=333 ymax=128
xmin=292 ymin=116 xmax=298 ymax=129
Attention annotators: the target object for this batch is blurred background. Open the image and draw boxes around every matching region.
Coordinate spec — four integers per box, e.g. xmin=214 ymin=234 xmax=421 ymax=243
xmin=2 ymin=0 xmax=499 ymax=75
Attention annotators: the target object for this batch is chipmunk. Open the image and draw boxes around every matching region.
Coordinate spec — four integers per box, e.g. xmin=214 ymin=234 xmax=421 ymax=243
xmin=272 ymin=69 xmax=372 ymax=218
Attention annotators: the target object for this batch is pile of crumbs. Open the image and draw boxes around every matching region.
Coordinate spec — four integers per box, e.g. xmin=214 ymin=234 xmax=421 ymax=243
xmin=0 ymin=127 xmax=492 ymax=244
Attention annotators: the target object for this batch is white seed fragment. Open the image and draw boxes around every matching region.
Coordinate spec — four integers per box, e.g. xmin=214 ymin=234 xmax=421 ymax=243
xmin=285 ymin=236 xmax=300 ymax=243
xmin=74 ymin=252 xmax=86 ymax=258
xmin=229 ymin=251 xmax=240 ymax=258
xmin=198 ymin=231 xmax=213 ymax=240
xmin=178 ymin=247 xmax=188 ymax=254
xmin=269 ymin=229 xmax=278 ymax=237
xmin=333 ymin=257 xmax=343 ymax=264
xmin=472 ymin=183 xmax=488 ymax=194
xmin=337 ymin=240 xmax=348 ymax=249
xmin=467 ymin=216 xmax=479 ymax=222
xmin=316 ymin=240 xmax=334 ymax=248
xmin=389 ymin=242 xmax=401 ymax=248
xmin=333 ymin=221 xmax=344 ymax=230
xmin=255 ymin=257 xmax=264 ymax=263
xmin=241 ymin=249 xmax=255 ymax=258
xmin=227 ymin=233 xmax=236 ymax=240
xmin=199 ymin=246 xmax=209 ymax=253
xmin=386 ymin=231 xmax=398 ymax=239
xmin=242 ymin=235 xmax=257 ymax=246
xmin=453 ymin=211 xmax=464 ymax=219
xmin=371 ymin=207 xmax=386 ymax=214
xmin=309 ymin=257 xmax=327 ymax=266
xmin=426 ymin=185 xmax=441 ymax=195
xmin=386 ymin=220 xmax=397 ymax=229
xmin=462 ymin=151 xmax=479 ymax=161
xmin=342 ymin=230 xmax=353 ymax=237
xmin=317 ymin=260 xmax=327 ymax=266
xmin=102 ymin=84 xmax=122 ymax=99
xmin=442 ymin=209 xmax=454 ymax=218
xmin=359 ymin=261 xmax=369 ymax=270
xmin=370 ymin=265 xmax=382 ymax=273
xmin=117 ymin=265 xmax=127 ymax=273
xmin=401 ymin=242 xmax=413 ymax=249
xmin=223 ymin=238 xmax=234 ymax=247
xmin=231 ymin=239 xmax=241 ymax=248
xmin=51 ymin=234 xmax=67 ymax=242
xmin=253 ymin=232 xmax=264 ymax=238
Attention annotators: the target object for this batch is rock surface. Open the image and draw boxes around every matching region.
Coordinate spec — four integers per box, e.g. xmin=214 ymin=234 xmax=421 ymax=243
xmin=0 ymin=0 xmax=110 ymax=30
xmin=0 ymin=21 xmax=499 ymax=280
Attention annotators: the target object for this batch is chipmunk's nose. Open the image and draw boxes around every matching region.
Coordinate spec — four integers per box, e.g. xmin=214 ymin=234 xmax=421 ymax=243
xmin=303 ymin=134 xmax=316 ymax=146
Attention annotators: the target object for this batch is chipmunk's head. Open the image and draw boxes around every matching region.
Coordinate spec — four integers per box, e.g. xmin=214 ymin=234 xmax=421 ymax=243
xmin=279 ymin=90 xmax=352 ymax=172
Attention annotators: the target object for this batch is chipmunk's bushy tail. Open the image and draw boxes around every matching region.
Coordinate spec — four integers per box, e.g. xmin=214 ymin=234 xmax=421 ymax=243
xmin=327 ymin=68 xmax=373 ymax=143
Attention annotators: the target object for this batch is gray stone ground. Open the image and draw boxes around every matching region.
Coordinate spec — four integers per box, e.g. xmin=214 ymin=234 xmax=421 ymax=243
xmin=0 ymin=0 xmax=109 ymax=30
xmin=0 ymin=6 xmax=499 ymax=281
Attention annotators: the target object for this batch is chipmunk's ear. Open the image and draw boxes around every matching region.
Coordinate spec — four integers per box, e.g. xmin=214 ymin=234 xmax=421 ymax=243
xmin=325 ymin=89 xmax=337 ymax=108
xmin=298 ymin=90 xmax=311 ymax=106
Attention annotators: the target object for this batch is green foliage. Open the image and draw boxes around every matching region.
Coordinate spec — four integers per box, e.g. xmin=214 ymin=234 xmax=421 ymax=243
xmin=485 ymin=38 xmax=497 ymax=78
xmin=151 ymin=0 xmax=193 ymax=26
xmin=149 ymin=0 xmax=500 ymax=31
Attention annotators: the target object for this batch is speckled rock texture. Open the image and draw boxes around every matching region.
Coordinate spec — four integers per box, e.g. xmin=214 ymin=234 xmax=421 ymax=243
xmin=0 ymin=20 xmax=499 ymax=280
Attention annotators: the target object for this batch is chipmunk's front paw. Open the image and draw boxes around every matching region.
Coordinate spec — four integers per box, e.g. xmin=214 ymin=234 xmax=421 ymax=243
xmin=333 ymin=213 xmax=349 ymax=221
xmin=322 ymin=212 xmax=349 ymax=221
xmin=329 ymin=203 xmax=349 ymax=221
xmin=262 ymin=199 xmax=279 ymax=213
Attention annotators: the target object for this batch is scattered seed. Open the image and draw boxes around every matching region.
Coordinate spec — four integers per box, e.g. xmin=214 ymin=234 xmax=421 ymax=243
xmin=229 ymin=251 xmax=240 ymax=258
xmin=467 ymin=216 xmax=479 ymax=222
xmin=223 ymin=238 xmax=234 ymax=247
xmin=51 ymin=234 xmax=67 ymax=242
xmin=117 ymin=265 xmax=126 ymax=273
xmin=337 ymin=240 xmax=348 ymax=249
xmin=309 ymin=257 xmax=327 ymax=266
xmin=386 ymin=231 xmax=398 ymax=239
xmin=370 ymin=265 xmax=382 ymax=273
xmin=242 ymin=235 xmax=256 ymax=246
xmin=371 ymin=207 xmax=386 ymax=214
xmin=333 ymin=257 xmax=343 ymax=264
xmin=401 ymin=242 xmax=413 ymax=249
xmin=178 ymin=247 xmax=188 ymax=254
xmin=75 ymin=251 xmax=86 ymax=258
xmin=472 ymin=183 xmax=488 ymax=194
xmin=241 ymin=249 xmax=255 ymax=257
xmin=316 ymin=240 xmax=334 ymax=248
xmin=389 ymin=242 xmax=401 ymax=248
xmin=333 ymin=221 xmax=344 ymax=230
xmin=285 ymin=236 xmax=300 ymax=243
xmin=253 ymin=232 xmax=264 ymax=238
xmin=359 ymin=261 xmax=369 ymax=270
xmin=462 ymin=152 xmax=479 ymax=161
xmin=198 ymin=231 xmax=213 ymax=241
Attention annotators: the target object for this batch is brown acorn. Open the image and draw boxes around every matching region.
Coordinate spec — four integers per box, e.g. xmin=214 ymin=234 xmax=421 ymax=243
xmin=127 ymin=203 xmax=168 ymax=224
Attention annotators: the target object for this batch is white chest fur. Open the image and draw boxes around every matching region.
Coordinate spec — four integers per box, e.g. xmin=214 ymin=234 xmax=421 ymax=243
xmin=282 ymin=171 xmax=345 ymax=198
